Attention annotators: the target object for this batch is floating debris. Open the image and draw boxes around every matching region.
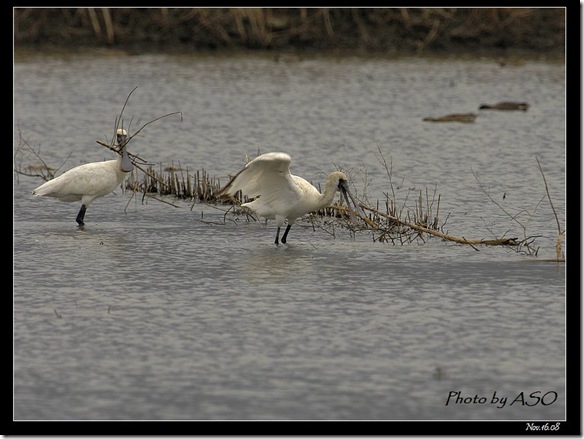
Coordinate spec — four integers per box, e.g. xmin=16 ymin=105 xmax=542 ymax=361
xmin=478 ymin=101 xmax=529 ymax=111
xmin=423 ymin=113 xmax=477 ymax=123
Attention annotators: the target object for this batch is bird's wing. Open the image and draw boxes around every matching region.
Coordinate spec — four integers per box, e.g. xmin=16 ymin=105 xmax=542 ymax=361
xmin=218 ymin=152 xmax=294 ymax=199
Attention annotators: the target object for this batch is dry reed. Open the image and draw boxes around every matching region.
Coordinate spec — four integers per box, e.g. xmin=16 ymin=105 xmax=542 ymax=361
xmin=14 ymin=8 xmax=565 ymax=54
xmin=15 ymin=130 xmax=562 ymax=258
xmin=13 ymin=87 xmax=564 ymax=259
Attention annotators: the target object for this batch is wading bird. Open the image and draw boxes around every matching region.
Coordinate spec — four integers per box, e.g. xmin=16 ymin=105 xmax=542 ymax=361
xmin=217 ymin=152 xmax=362 ymax=245
xmin=32 ymin=128 xmax=134 ymax=226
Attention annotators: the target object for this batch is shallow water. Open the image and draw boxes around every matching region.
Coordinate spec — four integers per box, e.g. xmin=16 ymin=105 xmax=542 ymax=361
xmin=13 ymin=50 xmax=566 ymax=423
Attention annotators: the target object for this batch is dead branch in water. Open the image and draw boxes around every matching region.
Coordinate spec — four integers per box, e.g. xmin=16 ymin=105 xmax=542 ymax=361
xmin=535 ymin=156 xmax=565 ymax=261
xmin=96 ymin=86 xmax=183 ymax=166
xmin=322 ymin=202 xmax=533 ymax=252
xmin=13 ymin=122 xmax=70 ymax=183
xmin=93 ymin=86 xmax=184 ymax=200
xmin=299 ymin=147 xmax=544 ymax=254
xmin=13 ymin=86 xmax=562 ymax=258
xmin=358 ymin=204 xmax=523 ymax=246
xmin=471 ymin=160 xmax=564 ymax=261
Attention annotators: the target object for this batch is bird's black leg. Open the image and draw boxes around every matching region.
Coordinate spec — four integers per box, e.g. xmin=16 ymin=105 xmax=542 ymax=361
xmin=274 ymin=227 xmax=281 ymax=245
xmin=76 ymin=204 xmax=87 ymax=226
xmin=281 ymin=224 xmax=292 ymax=244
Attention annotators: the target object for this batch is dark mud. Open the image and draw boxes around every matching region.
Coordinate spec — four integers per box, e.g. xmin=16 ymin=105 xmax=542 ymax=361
xmin=14 ymin=7 xmax=565 ymax=57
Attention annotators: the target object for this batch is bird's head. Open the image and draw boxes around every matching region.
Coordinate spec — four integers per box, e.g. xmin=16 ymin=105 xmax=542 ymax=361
xmin=116 ymin=128 xmax=128 ymax=147
xmin=115 ymin=128 xmax=133 ymax=172
xmin=329 ymin=171 xmax=365 ymax=219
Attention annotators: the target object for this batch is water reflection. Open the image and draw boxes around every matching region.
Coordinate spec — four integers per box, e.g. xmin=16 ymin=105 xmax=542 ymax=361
xmin=239 ymin=242 xmax=319 ymax=286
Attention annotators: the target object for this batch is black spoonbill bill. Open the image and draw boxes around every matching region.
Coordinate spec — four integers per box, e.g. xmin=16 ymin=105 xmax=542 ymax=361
xmin=218 ymin=151 xmax=362 ymax=245
xmin=32 ymin=128 xmax=134 ymax=226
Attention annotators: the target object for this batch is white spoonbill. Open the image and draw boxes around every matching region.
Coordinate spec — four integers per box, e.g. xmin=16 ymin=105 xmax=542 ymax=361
xmin=32 ymin=128 xmax=134 ymax=226
xmin=217 ymin=152 xmax=362 ymax=245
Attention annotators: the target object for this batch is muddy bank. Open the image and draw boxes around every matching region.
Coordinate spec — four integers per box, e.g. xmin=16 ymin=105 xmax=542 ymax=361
xmin=14 ymin=8 xmax=565 ymax=56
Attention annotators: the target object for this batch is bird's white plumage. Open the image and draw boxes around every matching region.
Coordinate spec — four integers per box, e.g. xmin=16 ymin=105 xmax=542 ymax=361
xmin=225 ymin=152 xmax=294 ymax=201
xmin=32 ymin=160 xmax=127 ymax=205
xmin=219 ymin=151 xmax=359 ymax=244
xmin=32 ymin=128 xmax=133 ymax=225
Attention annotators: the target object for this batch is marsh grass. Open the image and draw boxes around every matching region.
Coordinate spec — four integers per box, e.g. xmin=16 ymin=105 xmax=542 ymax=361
xmin=13 ymin=88 xmax=564 ymax=260
xmin=15 ymin=126 xmax=563 ymax=260
xmin=14 ymin=8 xmax=565 ymax=55
xmin=124 ymin=164 xmax=223 ymax=202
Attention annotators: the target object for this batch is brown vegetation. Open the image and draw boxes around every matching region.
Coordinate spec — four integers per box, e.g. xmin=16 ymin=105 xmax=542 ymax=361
xmin=14 ymin=124 xmax=563 ymax=260
xmin=14 ymin=7 xmax=565 ymax=55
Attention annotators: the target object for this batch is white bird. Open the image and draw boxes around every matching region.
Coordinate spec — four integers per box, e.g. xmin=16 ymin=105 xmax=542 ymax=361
xmin=217 ymin=152 xmax=362 ymax=245
xmin=32 ymin=128 xmax=134 ymax=226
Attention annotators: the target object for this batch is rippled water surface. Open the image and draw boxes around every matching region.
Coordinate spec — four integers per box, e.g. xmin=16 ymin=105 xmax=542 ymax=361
xmin=13 ymin=50 xmax=566 ymax=424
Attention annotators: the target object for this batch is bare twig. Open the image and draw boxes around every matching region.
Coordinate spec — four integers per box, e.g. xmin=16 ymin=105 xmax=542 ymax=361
xmin=13 ymin=122 xmax=72 ymax=182
xmin=95 ymin=87 xmax=184 ymax=198
xmin=360 ymin=204 xmax=521 ymax=247
xmin=472 ymin=162 xmax=563 ymax=259
xmin=535 ymin=155 xmax=565 ymax=260
xmin=471 ymin=167 xmax=531 ymax=232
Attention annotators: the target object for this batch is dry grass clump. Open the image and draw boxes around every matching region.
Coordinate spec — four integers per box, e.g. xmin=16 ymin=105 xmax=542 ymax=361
xmin=124 ymin=164 xmax=222 ymax=202
xmin=13 ymin=86 xmax=564 ymax=260
xmin=14 ymin=122 xmax=563 ymax=260
xmin=14 ymin=129 xmax=564 ymax=259
xmin=14 ymin=8 xmax=565 ymax=54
